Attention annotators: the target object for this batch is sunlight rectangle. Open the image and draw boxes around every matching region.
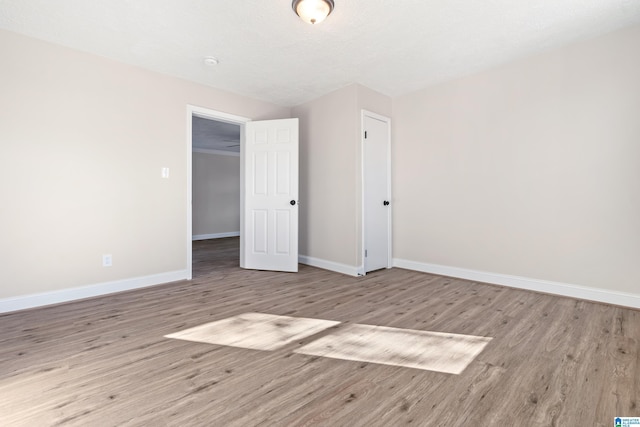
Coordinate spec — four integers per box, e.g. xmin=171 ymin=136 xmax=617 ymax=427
xmin=294 ymin=324 xmax=492 ymax=374
xmin=165 ymin=312 xmax=339 ymax=351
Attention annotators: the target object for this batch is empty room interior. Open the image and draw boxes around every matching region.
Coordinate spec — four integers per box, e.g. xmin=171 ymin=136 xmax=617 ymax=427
xmin=1 ymin=1 xmax=640 ymax=426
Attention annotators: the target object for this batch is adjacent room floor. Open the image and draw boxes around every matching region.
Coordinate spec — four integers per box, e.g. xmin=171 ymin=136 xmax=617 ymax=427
xmin=1 ymin=238 xmax=638 ymax=426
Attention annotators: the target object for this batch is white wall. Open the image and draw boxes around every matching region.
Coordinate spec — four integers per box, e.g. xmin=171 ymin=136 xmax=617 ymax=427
xmin=393 ymin=25 xmax=640 ymax=299
xmin=292 ymin=84 xmax=391 ymax=273
xmin=293 ymin=85 xmax=359 ymax=270
xmin=0 ymin=29 xmax=289 ymax=303
xmin=4 ymin=22 xmax=638 ymax=311
xmin=192 ymin=151 xmax=240 ymax=238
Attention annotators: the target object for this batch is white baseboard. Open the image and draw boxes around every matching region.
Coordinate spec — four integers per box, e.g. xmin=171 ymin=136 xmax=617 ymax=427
xmin=299 ymin=255 xmax=360 ymax=277
xmin=192 ymin=231 xmax=240 ymax=241
xmin=0 ymin=270 xmax=189 ymax=314
xmin=393 ymin=258 xmax=640 ymax=309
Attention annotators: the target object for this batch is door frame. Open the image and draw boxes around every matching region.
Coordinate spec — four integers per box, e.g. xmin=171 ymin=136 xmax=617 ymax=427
xmin=186 ymin=105 xmax=250 ymax=280
xmin=360 ymin=109 xmax=392 ymax=276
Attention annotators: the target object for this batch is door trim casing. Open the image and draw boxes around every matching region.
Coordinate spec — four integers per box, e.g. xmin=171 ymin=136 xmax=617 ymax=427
xmin=186 ymin=105 xmax=250 ymax=280
xmin=360 ymin=109 xmax=392 ymax=276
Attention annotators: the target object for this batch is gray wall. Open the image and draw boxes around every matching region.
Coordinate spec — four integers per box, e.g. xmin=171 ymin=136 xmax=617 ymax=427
xmin=192 ymin=152 xmax=240 ymax=237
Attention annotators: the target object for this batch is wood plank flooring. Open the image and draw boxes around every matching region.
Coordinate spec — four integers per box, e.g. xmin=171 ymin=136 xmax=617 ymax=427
xmin=1 ymin=237 xmax=638 ymax=426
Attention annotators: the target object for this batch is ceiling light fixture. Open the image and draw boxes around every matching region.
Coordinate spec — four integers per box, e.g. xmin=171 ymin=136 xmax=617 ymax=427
xmin=292 ymin=0 xmax=334 ymax=25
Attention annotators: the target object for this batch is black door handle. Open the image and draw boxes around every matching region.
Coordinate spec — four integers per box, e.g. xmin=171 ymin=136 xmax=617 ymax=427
xmin=290 ymin=200 xmax=296 ymax=206
xmin=383 ymin=201 xmax=390 ymax=206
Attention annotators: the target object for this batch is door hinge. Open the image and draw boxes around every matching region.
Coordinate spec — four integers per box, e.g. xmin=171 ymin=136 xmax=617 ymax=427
xmin=364 ymin=131 xmax=367 ymax=139
xmin=365 ymin=250 xmax=368 ymax=257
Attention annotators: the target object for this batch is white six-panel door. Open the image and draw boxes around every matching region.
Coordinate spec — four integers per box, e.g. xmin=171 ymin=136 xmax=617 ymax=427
xmin=242 ymin=119 xmax=299 ymax=272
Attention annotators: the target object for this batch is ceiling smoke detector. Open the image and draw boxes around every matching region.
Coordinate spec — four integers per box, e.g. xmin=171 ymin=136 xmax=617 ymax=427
xmin=203 ymin=56 xmax=219 ymax=66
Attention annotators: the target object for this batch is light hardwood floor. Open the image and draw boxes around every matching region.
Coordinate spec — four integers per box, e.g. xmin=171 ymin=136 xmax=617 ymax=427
xmin=1 ymin=238 xmax=638 ymax=426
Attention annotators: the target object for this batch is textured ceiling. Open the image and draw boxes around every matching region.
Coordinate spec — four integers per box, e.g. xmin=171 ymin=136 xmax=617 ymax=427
xmin=192 ymin=116 xmax=240 ymax=153
xmin=1 ymin=0 xmax=639 ymax=106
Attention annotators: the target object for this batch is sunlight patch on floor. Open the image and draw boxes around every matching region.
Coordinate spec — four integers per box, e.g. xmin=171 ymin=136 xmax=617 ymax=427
xmin=294 ymin=323 xmax=492 ymax=374
xmin=166 ymin=313 xmax=492 ymax=373
xmin=165 ymin=312 xmax=339 ymax=351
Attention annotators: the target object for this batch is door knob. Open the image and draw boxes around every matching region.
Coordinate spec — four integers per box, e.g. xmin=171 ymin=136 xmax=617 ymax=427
xmin=290 ymin=200 xmax=296 ymax=206
xmin=383 ymin=201 xmax=390 ymax=206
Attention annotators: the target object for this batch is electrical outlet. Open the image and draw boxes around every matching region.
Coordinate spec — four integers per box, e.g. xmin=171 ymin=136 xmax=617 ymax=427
xmin=161 ymin=167 xmax=170 ymax=178
xmin=102 ymin=254 xmax=112 ymax=267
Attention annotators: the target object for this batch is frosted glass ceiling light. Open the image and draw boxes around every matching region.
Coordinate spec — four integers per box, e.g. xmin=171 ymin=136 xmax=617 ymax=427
xmin=292 ymin=0 xmax=334 ymax=25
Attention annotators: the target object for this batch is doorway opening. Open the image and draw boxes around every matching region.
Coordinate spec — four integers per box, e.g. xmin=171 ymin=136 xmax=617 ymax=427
xmin=187 ymin=106 xmax=250 ymax=280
